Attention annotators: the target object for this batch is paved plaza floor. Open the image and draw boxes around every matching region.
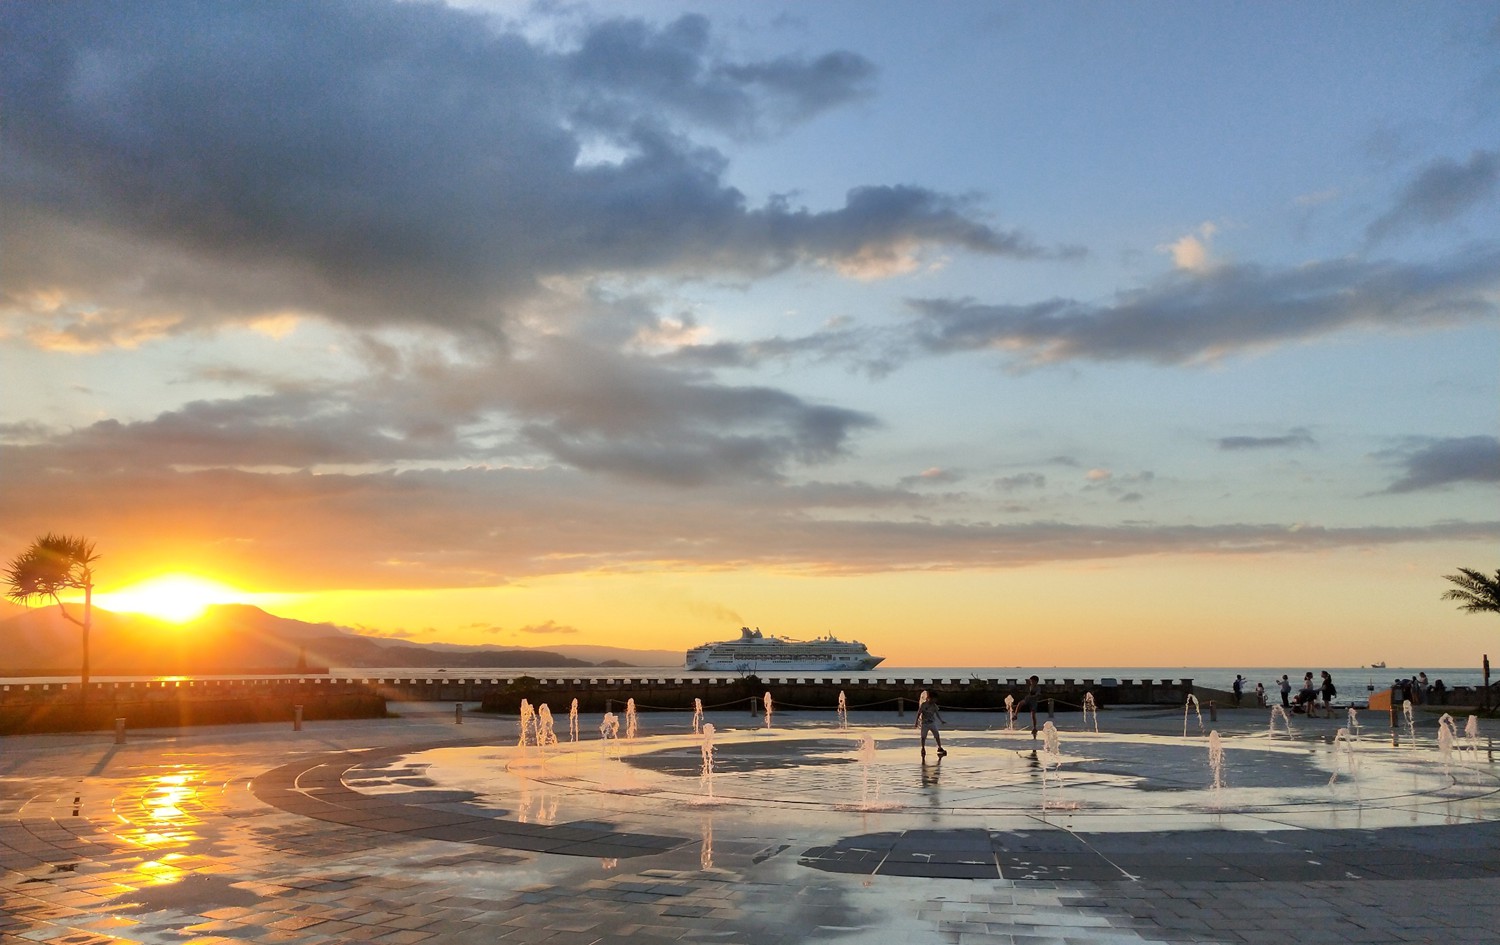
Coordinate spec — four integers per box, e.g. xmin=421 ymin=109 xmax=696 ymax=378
xmin=2 ymin=701 xmax=1497 ymax=944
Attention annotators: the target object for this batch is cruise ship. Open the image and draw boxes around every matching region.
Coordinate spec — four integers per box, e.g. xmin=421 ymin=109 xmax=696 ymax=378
xmin=685 ymin=627 xmax=884 ymax=672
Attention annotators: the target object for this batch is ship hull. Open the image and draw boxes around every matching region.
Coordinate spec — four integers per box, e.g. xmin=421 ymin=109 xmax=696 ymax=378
xmin=685 ymin=631 xmax=884 ymax=672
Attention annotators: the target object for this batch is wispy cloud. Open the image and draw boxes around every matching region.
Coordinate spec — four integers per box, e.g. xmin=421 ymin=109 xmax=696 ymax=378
xmin=1367 ymin=150 xmax=1500 ymax=244
xmin=1381 ymin=436 xmax=1500 ymax=493
xmin=1218 ymin=430 xmax=1316 ymax=451
xmin=905 ymin=247 xmax=1500 ymax=366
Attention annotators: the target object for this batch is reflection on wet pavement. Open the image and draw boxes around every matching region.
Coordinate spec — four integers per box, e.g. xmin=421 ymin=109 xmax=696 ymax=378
xmin=2 ymin=705 xmax=1499 ymax=944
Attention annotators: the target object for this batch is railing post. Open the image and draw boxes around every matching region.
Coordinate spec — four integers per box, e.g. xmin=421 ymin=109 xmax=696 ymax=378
xmin=294 ymin=705 xmax=303 ymax=732
xmin=114 ymin=718 xmax=126 ymax=745
xmin=455 ymin=702 xmax=463 ymax=724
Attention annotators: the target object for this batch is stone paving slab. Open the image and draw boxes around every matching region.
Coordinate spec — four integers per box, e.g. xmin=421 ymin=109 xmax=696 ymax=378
xmin=2 ymin=704 xmax=1498 ymax=944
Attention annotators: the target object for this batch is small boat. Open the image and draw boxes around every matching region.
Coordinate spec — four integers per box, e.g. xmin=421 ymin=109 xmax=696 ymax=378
xmin=1370 ymin=661 xmax=1386 ymax=669
xmin=686 ymin=627 xmax=884 ymax=672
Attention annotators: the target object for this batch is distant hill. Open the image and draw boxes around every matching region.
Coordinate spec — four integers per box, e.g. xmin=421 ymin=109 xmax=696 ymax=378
xmin=0 ymin=603 xmax=676 ymax=676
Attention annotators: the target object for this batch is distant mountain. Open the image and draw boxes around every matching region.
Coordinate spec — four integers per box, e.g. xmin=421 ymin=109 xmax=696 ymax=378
xmin=0 ymin=603 xmax=674 ymax=676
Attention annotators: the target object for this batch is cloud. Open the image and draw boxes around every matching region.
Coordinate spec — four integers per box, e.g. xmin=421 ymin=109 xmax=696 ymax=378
xmin=1367 ymin=150 xmax=1500 ymax=243
xmin=1218 ymin=430 xmax=1316 ymax=451
xmin=906 ymin=246 xmax=1500 ymax=366
xmin=0 ymin=1 xmax=1048 ymax=348
xmin=898 ymin=467 xmax=963 ymax=488
xmin=995 ymin=473 xmax=1046 ymax=492
xmin=1 ymin=451 xmax=1493 ymax=590
xmin=1159 ymin=222 xmax=1219 ymax=273
xmin=1382 ymin=436 xmax=1500 ymax=493
xmin=517 ymin=620 xmax=580 ymax=636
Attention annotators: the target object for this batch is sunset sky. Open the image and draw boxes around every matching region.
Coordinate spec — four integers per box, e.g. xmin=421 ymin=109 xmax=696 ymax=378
xmin=3 ymin=1 xmax=1498 ymax=668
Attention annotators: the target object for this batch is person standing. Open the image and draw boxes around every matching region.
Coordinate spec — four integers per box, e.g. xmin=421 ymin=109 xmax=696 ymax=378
xmin=915 ymin=694 xmax=947 ymax=757
xmin=1320 ymin=671 xmax=1337 ymax=713
xmin=1232 ymin=674 xmax=1244 ymax=707
xmin=1255 ymin=682 xmax=1266 ymax=707
xmin=1019 ymin=676 xmax=1043 ymax=737
xmin=1279 ymin=674 xmax=1292 ymax=709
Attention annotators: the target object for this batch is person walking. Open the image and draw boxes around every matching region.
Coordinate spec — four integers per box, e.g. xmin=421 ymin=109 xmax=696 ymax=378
xmin=1019 ymin=676 xmax=1043 ymax=737
xmin=1232 ymin=674 xmax=1244 ymax=707
xmin=915 ymin=694 xmax=947 ymax=757
xmin=1320 ymin=671 xmax=1337 ymax=714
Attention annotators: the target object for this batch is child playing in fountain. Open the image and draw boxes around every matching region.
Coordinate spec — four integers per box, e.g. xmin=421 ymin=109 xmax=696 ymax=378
xmin=915 ymin=695 xmax=947 ymax=757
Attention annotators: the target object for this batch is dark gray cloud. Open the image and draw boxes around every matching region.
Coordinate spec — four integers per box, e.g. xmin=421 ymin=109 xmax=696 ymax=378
xmin=1383 ymin=436 xmax=1500 ymax=493
xmin=906 ymin=246 xmax=1500 ymax=366
xmin=1218 ymin=430 xmax=1316 ymax=451
xmin=0 ymin=1 xmax=1045 ymax=345
xmin=995 ymin=473 xmax=1046 ymax=492
xmin=0 ymin=337 xmax=876 ymax=487
xmin=1367 ymin=150 xmax=1500 ymax=243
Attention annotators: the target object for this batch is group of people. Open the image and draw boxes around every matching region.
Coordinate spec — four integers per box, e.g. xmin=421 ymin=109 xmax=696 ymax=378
xmin=1231 ymin=671 xmax=1339 ymax=716
xmin=1396 ymin=671 xmax=1445 ymax=705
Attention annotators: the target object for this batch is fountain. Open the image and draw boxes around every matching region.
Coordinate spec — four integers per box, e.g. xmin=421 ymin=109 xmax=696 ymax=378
xmin=857 ymin=733 xmax=880 ymax=808
xmin=1207 ymin=730 xmax=1226 ymax=794
xmin=518 ymin=699 xmax=537 ymax=751
xmin=1438 ymin=714 xmax=1457 ymax=769
xmin=537 ymin=704 xmax=557 ymax=748
xmin=1329 ymin=727 xmax=1358 ymax=786
xmin=699 ymin=723 xmax=716 ymax=798
xmin=599 ymin=712 xmax=619 ymax=756
xmin=1004 ymin=694 xmax=1016 ymax=731
xmin=1268 ymin=704 xmax=1293 ymax=739
xmin=692 ymin=698 xmax=703 ymax=735
xmin=1347 ymin=706 xmax=1361 ymax=740
xmin=763 ymin=692 xmax=773 ymax=729
xmin=1082 ymin=692 xmax=1098 ymax=733
xmin=625 ymin=698 xmax=639 ymax=741
xmin=1466 ymin=715 xmax=1482 ymax=758
xmin=569 ymin=698 xmax=579 ymax=743
xmin=836 ymin=691 xmax=848 ymax=731
xmin=1184 ymin=694 xmax=1204 ymax=737
xmin=1039 ymin=721 xmax=1067 ymax=809
xmin=1402 ymin=700 xmax=1416 ymax=746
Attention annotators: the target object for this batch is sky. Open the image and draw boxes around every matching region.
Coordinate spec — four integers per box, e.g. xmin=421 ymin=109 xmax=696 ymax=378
xmin=2 ymin=1 xmax=1498 ymax=668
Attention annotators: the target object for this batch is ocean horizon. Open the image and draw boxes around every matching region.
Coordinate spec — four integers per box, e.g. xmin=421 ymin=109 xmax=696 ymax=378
xmin=7 ymin=664 xmax=1490 ymax=690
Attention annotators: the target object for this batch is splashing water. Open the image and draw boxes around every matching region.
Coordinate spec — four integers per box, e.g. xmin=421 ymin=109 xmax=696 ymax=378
xmin=518 ymin=699 xmax=537 ymax=751
xmin=700 ymin=816 xmax=714 ymax=871
xmin=569 ymin=698 xmax=579 ymax=743
xmin=1438 ymin=714 xmax=1457 ymax=769
xmin=858 ymin=733 xmax=880 ymax=807
xmin=1347 ymin=706 xmax=1361 ymax=740
xmin=599 ymin=712 xmax=619 ymax=757
xmin=1039 ymin=721 xmax=1068 ymax=809
xmin=624 ymin=698 xmax=639 ymax=741
xmin=1004 ymin=694 xmax=1016 ymax=731
xmin=1184 ymin=694 xmax=1204 ymax=737
xmin=1403 ymin=700 xmax=1417 ymax=746
xmin=699 ymin=723 xmax=716 ymax=798
xmin=837 ymin=691 xmax=848 ymax=731
xmin=763 ymin=692 xmax=773 ymax=729
xmin=1268 ymin=704 xmax=1293 ymax=739
xmin=692 ymin=698 xmax=703 ymax=735
xmin=1207 ymin=731 xmax=1225 ymax=794
xmin=1466 ymin=715 xmax=1481 ymax=758
xmin=537 ymin=704 xmax=557 ymax=748
xmin=1329 ymin=727 xmax=1359 ymax=786
xmin=1082 ymin=692 xmax=1098 ymax=733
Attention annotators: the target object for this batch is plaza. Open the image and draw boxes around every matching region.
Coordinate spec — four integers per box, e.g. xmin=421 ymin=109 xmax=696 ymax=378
xmin=3 ymin=701 xmax=1498 ymax=944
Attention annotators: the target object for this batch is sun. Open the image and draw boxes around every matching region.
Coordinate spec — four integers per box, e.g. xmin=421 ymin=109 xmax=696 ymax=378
xmin=95 ymin=574 xmax=255 ymax=624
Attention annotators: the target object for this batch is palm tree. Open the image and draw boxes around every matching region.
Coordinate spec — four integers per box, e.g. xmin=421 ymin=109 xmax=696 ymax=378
xmin=4 ymin=534 xmax=100 ymax=701
xmin=1442 ymin=567 xmax=1500 ymax=616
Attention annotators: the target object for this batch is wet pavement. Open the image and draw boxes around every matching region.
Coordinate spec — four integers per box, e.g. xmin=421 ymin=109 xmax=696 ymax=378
xmin=3 ymin=702 xmax=1498 ymax=944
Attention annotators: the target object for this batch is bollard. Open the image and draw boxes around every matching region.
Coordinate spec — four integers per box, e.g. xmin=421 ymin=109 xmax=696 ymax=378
xmin=606 ymin=699 xmax=613 ymax=714
xmin=455 ymin=702 xmax=463 ymax=724
xmin=1209 ymin=700 xmax=1217 ymax=722
xmin=750 ymin=697 xmax=757 ymax=716
xmin=1047 ymin=698 xmax=1054 ymax=719
xmin=114 ymin=718 xmax=126 ymax=745
xmin=294 ymin=705 xmax=303 ymax=732
xmin=898 ymin=696 xmax=905 ymax=718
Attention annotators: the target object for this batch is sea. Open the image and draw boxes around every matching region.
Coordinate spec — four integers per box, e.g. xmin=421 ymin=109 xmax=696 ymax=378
xmin=7 ymin=665 xmax=1489 ymax=690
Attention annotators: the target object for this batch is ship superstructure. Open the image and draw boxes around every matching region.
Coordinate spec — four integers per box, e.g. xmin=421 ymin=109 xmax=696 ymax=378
xmin=685 ymin=627 xmax=884 ymax=672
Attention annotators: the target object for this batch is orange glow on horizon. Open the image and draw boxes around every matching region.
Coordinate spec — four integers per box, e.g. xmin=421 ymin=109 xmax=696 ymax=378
xmin=92 ymin=574 xmax=260 ymax=624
